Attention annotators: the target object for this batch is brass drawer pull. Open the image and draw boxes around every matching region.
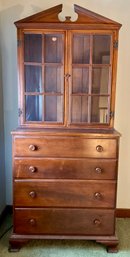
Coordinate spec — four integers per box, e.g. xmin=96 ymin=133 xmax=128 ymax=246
xmin=29 ymin=191 xmax=36 ymax=198
xmin=93 ymin=219 xmax=101 ymax=225
xmin=29 ymin=166 xmax=36 ymax=173
xmin=94 ymin=192 xmax=102 ymax=199
xmin=29 ymin=218 xmax=36 ymax=226
xmin=95 ymin=167 xmax=102 ymax=174
xmin=96 ymin=145 xmax=103 ymax=152
xmin=29 ymin=144 xmax=37 ymax=151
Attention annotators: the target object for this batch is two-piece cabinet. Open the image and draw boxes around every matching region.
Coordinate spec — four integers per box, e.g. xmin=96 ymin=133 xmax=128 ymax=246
xmin=9 ymin=4 xmax=121 ymax=252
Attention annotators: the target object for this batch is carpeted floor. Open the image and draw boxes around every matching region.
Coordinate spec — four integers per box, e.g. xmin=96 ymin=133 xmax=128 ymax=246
xmin=0 ymin=215 xmax=130 ymax=257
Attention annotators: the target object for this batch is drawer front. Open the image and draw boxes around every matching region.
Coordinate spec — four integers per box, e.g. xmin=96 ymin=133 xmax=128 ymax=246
xmin=13 ymin=136 xmax=117 ymax=158
xmin=14 ymin=208 xmax=115 ymax=236
xmin=14 ymin=180 xmax=116 ymax=208
xmin=14 ymin=158 xmax=117 ymax=180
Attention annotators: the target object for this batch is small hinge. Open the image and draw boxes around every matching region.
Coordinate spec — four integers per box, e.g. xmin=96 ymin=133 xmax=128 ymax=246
xmin=17 ymin=39 xmax=22 ymax=47
xmin=113 ymin=40 xmax=118 ymax=49
xmin=18 ymin=108 xmax=23 ymax=117
xmin=110 ymin=111 xmax=114 ymax=119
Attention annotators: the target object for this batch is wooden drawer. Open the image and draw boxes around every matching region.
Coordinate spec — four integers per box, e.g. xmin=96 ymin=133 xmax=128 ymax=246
xmin=14 ymin=180 xmax=116 ymax=208
xmin=14 ymin=208 xmax=115 ymax=236
xmin=14 ymin=158 xmax=117 ymax=180
xmin=13 ymin=136 xmax=117 ymax=158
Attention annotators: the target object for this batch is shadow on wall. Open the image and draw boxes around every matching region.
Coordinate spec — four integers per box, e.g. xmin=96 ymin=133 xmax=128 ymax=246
xmin=0 ymin=28 xmax=5 ymax=213
xmin=0 ymin=5 xmax=25 ymax=206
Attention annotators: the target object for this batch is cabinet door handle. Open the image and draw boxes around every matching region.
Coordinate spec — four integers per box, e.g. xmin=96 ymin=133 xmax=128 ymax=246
xmin=29 ymin=166 xmax=36 ymax=173
xmin=29 ymin=191 xmax=36 ymax=198
xmin=96 ymin=145 xmax=103 ymax=152
xmin=29 ymin=144 xmax=37 ymax=151
xmin=94 ymin=192 xmax=102 ymax=199
xmin=64 ymin=73 xmax=71 ymax=82
xmin=95 ymin=167 xmax=102 ymax=174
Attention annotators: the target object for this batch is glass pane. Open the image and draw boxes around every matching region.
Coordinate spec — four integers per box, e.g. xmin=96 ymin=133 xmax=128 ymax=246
xmin=24 ymin=34 xmax=42 ymax=63
xmin=45 ymin=96 xmax=63 ymax=122
xmin=91 ymin=96 xmax=109 ymax=123
xmin=45 ymin=34 xmax=63 ymax=63
xmin=92 ymin=67 xmax=109 ymax=94
xmin=25 ymin=65 xmax=42 ymax=92
xmin=45 ymin=66 xmax=63 ymax=93
xmin=72 ymin=34 xmax=90 ymax=64
xmin=93 ymin=35 xmax=111 ymax=64
xmin=71 ymin=96 xmax=88 ymax=123
xmin=72 ymin=68 xmax=89 ymax=93
xmin=25 ymin=95 xmax=42 ymax=121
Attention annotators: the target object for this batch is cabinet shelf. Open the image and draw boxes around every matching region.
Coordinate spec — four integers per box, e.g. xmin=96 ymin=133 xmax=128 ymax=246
xmin=24 ymin=62 xmax=63 ymax=66
xmin=71 ymin=93 xmax=110 ymax=96
xmin=72 ymin=64 xmax=111 ymax=67
xmin=25 ymin=92 xmax=63 ymax=96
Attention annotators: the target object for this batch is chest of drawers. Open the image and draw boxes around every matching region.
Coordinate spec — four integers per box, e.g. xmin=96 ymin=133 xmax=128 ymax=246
xmin=9 ymin=129 xmax=120 ymax=252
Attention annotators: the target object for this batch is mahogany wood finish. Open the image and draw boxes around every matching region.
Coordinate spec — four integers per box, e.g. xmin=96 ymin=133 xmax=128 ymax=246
xmin=10 ymin=4 xmax=121 ymax=253
xmin=14 ymin=158 xmax=117 ymax=179
xmin=13 ymin=136 xmax=117 ymax=158
xmin=10 ymin=130 xmax=120 ymax=252
xmin=14 ymin=208 xmax=115 ymax=235
xmin=14 ymin=180 xmax=116 ymax=208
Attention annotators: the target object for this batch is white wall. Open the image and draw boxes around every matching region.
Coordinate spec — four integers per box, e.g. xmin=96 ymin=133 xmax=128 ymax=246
xmin=0 ymin=18 xmax=6 ymax=213
xmin=0 ymin=5 xmax=18 ymax=207
xmin=0 ymin=0 xmax=129 ymax=208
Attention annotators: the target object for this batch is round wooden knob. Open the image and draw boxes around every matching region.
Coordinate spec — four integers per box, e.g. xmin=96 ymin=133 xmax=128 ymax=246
xmin=29 ymin=219 xmax=36 ymax=226
xmin=29 ymin=166 xmax=36 ymax=173
xmin=29 ymin=144 xmax=36 ymax=151
xmin=96 ymin=145 xmax=103 ymax=152
xmin=95 ymin=167 xmax=102 ymax=174
xmin=29 ymin=191 xmax=36 ymax=198
xmin=93 ymin=219 xmax=101 ymax=225
xmin=94 ymin=192 xmax=102 ymax=199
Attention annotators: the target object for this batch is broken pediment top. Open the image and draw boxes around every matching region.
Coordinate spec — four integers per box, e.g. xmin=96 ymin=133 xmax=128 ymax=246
xmin=14 ymin=4 xmax=122 ymax=29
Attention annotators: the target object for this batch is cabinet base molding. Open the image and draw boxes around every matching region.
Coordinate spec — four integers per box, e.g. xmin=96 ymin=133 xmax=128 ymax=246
xmin=8 ymin=208 xmax=130 ymax=252
xmin=9 ymin=233 xmax=118 ymax=253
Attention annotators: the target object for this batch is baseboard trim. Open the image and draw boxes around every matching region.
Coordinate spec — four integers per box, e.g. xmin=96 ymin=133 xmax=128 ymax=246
xmin=116 ymin=208 xmax=130 ymax=218
xmin=0 ymin=205 xmax=13 ymax=224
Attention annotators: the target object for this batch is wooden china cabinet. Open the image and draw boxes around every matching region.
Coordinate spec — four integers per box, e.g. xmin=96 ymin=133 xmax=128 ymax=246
xmin=9 ymin=4 xmax=122 ymax=252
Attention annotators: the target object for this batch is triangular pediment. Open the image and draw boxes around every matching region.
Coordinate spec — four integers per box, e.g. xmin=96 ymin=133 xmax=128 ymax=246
xmin=74 ymin=5 xmax=121 ymax=26
xmin=15 ymin=4 xmax=121 ymax=29
xmin=15 ymin=4 xmax=62 ymax=25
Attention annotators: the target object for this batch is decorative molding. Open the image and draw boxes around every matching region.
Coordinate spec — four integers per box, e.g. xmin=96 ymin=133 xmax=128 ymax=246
xmin=14 ymin=4 xmax=122 ymax=29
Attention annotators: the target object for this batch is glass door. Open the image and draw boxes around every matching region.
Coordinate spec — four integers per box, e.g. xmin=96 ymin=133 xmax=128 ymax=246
xmin=69 ymin=32 xmax=112 ymax=126
xmin=23 ymin=31 xmax=64 ymax=125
